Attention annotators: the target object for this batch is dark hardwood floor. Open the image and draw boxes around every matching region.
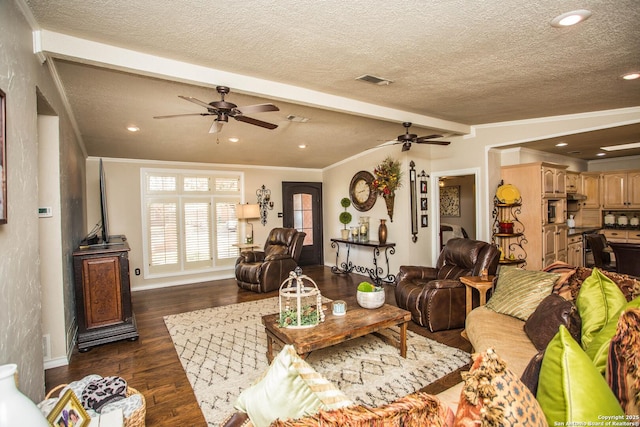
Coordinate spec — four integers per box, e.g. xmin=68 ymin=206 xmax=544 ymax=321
xmin=45 ymin=266 xmax=472 ymax=426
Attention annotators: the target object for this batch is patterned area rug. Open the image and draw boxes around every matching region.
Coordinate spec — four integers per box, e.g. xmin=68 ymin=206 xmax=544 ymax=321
xmin=164 ymin=297 xmax=470 ymax=426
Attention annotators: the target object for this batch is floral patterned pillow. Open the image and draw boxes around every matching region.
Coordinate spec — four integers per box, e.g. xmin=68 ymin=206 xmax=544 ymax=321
xmin=607 ymin=308 xmax=640 ymax=415
xmin=453 ymin=348 xmax=547 ymax=427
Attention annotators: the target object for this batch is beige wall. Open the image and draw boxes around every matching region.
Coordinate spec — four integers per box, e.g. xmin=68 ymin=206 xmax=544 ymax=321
xmin=322 ymin=147 xmax=435 ymax=276
xmin=85 ymin=158 xmax=322 ymax=290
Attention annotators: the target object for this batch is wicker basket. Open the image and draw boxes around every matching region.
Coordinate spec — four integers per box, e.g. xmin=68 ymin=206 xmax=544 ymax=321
xmin=46 ymin=383 xmax=146 ymax=427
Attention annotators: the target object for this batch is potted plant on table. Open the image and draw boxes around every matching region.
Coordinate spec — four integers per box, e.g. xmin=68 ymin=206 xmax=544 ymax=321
xmin=339 ymin=198 xmax=352 ymax=239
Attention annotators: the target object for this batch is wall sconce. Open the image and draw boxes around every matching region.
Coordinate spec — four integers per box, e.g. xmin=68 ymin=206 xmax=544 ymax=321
xmin=256 ymin=185 xmax=274 ymax=226
xmin=237 ymin=203 xmax=260 ymax=244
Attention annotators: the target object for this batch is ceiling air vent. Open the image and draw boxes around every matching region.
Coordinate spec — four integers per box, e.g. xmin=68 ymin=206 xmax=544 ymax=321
xmin=287 ymin=115 xmax=310 ymax=123
xmin=356 ymin=74 xmax=393 ymax=85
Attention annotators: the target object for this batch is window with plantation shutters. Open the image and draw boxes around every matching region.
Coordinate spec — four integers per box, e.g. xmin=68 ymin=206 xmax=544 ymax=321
xmin=184 ymin=200 xmax=211 ymax=268
xmin=142 ymin=169 xmax=241 ymax=277
xmin=148 ymin=200 xmax=179 ymax=270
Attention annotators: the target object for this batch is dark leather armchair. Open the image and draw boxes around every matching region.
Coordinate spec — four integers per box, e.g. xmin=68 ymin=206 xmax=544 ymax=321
xmin=235 ymin=228 xmax=306 ymax=293
xmin=585 ymin=233 xmax=616 ymax=271
xmin=608 ymin=242 xmax=640 ymax=277
xmin=394 ymin=238 xmax=500 ymax=332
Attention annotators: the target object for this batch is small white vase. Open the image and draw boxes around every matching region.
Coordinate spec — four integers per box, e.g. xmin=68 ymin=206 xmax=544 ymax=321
xmin=0 ymin=364 xmax=49 ymax=427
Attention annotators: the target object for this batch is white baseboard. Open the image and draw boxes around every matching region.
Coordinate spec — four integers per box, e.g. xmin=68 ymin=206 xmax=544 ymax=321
xmin=44 ymin=356 xmax=69 ymax=370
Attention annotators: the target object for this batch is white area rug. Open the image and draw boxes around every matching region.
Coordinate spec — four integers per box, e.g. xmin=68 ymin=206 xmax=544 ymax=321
xmin=164 ymin=297 xmax=470 ymax=426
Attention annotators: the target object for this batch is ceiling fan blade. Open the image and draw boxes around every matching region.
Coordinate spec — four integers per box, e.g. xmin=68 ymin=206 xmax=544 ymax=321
xmin=234 ymin=115 xmax=278 ymax=129
xmin=179 ymin=95 xmax=217 ymax=110
xmin=235 ymin=103 xmax=279 ymax=115
xmin=153 ymin=113 xmax=212 ymax=119
xmin=209 ymin=120 xmax=224 ymax=134
xmin=416 ymin=134 xmax=444 ymax=141
xmin=415 ymin=140 xmax=451 ymax=146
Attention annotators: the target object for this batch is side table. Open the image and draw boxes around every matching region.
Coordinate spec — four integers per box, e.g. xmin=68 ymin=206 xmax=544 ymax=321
xmin=233 ymin=243 xmax=260 ymax=250
xmin=460 ymin=275 xmax=496 ymax=315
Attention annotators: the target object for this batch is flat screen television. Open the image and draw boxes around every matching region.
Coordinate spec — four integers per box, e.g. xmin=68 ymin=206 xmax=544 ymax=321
xmin=99 ymin=158 xmax=110 ymax=244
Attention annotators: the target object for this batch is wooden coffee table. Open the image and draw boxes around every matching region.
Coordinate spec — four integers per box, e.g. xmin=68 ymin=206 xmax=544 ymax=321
xmin=261 ymin=303 xmax=412 ymax=363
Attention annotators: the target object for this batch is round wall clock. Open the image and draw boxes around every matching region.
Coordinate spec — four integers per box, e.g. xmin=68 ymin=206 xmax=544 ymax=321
xmin=349 ymin=170 xmax=377 ymax=212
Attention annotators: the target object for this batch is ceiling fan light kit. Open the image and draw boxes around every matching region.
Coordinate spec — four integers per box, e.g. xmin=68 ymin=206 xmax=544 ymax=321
xmin=154 ymin=86 xmax=279 ymax=134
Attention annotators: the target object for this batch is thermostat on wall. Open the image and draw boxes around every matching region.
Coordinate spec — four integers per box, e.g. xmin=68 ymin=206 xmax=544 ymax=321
xmin=38 ymin=207 xmax=52 ymax=218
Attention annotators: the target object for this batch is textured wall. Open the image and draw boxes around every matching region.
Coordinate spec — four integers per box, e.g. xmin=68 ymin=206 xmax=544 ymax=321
xmin=0 ymin=0 xmax=86 ymax=400
xmin=0 ymin=0 xmax=46 ymax=401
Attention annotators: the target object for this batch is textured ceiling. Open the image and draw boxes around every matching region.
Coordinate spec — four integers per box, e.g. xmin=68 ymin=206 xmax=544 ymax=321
xmin=23 ymin=0 xmax=640 ymax=167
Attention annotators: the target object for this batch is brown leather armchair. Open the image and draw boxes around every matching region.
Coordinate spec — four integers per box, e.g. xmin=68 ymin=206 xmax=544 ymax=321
xmin=394 ymin=238 xmax=500 ymax=332
xmin=235 ymin=228 xmax=306 ymax=293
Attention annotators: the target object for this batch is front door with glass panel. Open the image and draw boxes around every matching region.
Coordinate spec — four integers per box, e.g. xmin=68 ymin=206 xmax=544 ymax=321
xmin=282 ymin=182 xmax=323 ymax=266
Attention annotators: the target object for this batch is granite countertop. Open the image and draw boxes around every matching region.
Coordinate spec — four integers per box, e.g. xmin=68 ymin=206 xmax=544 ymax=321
xmin=567 ymin=227 xmax=601 ymax=237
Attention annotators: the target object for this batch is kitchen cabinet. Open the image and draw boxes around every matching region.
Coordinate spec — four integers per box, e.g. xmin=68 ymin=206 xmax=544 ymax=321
xmin=566 ymin=171 xmax=580 ymax=194
xmin=567 ymin=234 xmax=583 ymax=267
xmin=601 ymin=229 xmax=640 ymax=243
xmin=543 ymin=225 xmax=568 ymax=268
xmin=602 ymin=171 xmax=640 ymax=209
xmin=501 ymin=162 xmax=568 ymax=271
xmin=73 ymin=236 xmax=138 ymax=351
xmin=580 ymin=172 xmax=601 ymax=209
xmin=542 ymin=165 xmax=567 ymax=197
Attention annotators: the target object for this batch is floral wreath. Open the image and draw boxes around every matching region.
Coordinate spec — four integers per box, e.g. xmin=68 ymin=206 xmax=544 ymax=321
xmin=373 ymin=157 xmax=402 ymax=197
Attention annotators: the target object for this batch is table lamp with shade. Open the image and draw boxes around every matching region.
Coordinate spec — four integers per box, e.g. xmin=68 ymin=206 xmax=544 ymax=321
xmin=237 ymin=203 xmax=260 ymax=244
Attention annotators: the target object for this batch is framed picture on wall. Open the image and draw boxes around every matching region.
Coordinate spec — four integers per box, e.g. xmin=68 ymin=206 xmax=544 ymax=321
xmin=0 ymin=88 xmax=6 ymax=225
xmin=440 ymin=185 xmax=461 ymax=217
xmin=420 ymin=197 xmax=428 ymax=211
xmin=420 ymin=180 xmax=427 ymax=194
xmin=421 ymin=214 xmax=428 ymax=228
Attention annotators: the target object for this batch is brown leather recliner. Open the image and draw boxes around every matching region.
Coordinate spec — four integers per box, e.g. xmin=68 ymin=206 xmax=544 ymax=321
xmin=235 ymin=228 xmax=306 ymax=293
xmin=394 ymin=238 xmax=500 ymax=332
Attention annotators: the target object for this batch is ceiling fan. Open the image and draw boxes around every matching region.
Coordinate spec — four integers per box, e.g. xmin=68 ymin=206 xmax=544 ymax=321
xmin=391 ymin=122 xmax=451 ymax=151
xmin=153 ymin=86 xmax=279 ymax=133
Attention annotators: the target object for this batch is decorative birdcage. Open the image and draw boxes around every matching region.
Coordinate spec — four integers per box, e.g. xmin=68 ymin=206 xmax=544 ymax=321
xmin=278 ymin=267 xmax=325 ymax=328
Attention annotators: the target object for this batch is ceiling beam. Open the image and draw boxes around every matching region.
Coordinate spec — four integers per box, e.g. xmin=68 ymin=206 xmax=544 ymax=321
xmin=34 ymin=29 xmax=471 ymax=135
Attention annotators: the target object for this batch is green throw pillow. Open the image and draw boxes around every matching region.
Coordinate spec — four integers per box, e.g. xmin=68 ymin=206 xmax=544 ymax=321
xmin=234 ymin=345 xmax=353 ymax=427
xmin=585 ymin=297 xmax=640 ymax=375
xmin=537 ymin=326 xmax=624 ymax=424
xmin=485 ymin=266 xmax=559 ymax=321
xmin=576 ymin=268 xmax=626 ymax=349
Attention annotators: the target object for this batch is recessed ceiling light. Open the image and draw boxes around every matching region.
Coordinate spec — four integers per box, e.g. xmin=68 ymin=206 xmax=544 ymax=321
xmin=228 ymin=137 xmax=239 ymax=143
xmin=298 ymin=144 xmax=307 ymax=149
xmin=127 ymin=126 xmax=140 ymax=132
xmin=600 ymin=142 xmax=640 ymax=151
xmin=555 ymin=142 xmax=568 ymax=147
xmin=622 ymin=72 xmax=640 ymax=80
xmin=596 ymin=152 xmax=606 ymax=157
xmin=550 ymin=9 xmax=592 ymax=27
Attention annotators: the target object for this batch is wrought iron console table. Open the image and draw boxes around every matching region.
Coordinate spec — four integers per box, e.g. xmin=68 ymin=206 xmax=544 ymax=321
xmin=330 ymin=238 xmax=396 ymax=285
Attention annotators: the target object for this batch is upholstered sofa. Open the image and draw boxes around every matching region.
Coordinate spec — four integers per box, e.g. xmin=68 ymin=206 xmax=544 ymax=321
xmin=224 ymin=264 xmax=640 ymax=426
xmin=465 ymin=264 xmax=639 ymax=378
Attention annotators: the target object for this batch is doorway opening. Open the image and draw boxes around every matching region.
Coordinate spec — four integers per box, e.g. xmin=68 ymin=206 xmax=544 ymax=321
xmin=430 ymin=168 xmax=481 ymax=265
